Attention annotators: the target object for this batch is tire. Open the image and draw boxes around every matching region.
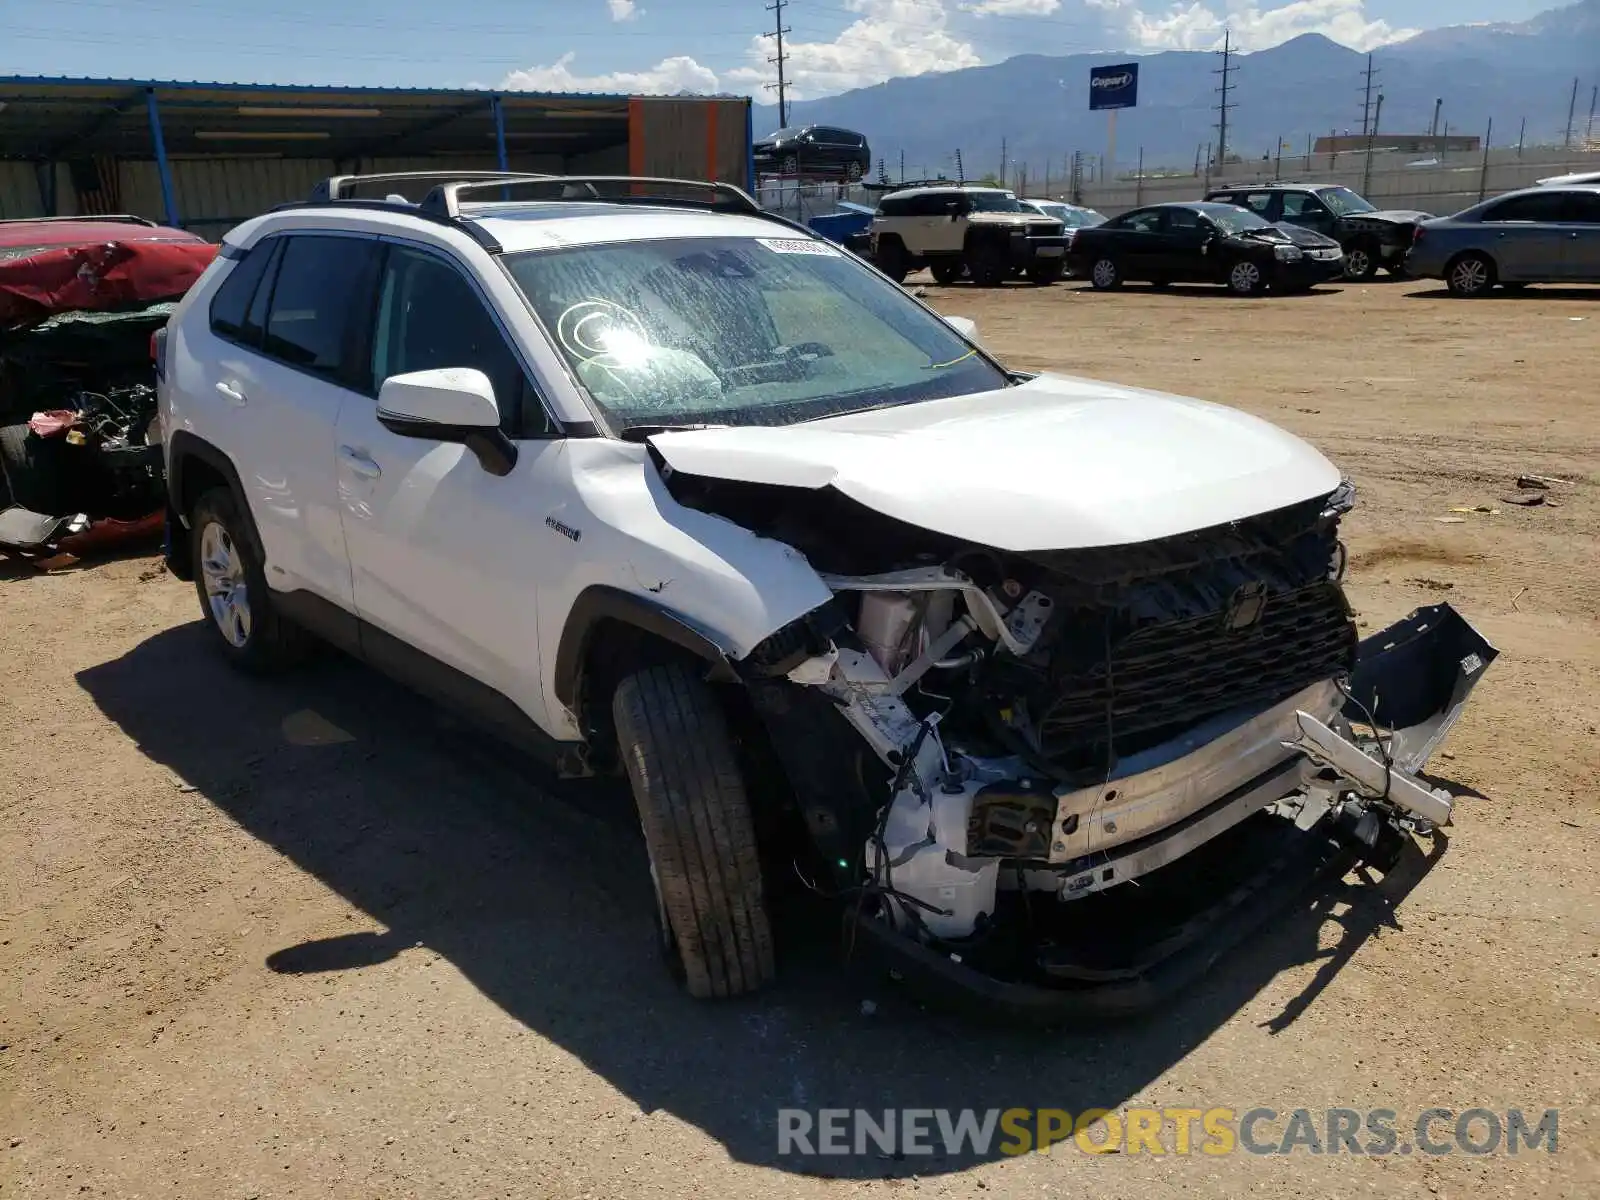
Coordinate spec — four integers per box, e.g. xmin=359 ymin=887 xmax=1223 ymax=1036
xmin=874 ymin=237 xmax=909 ymax=284
xmin=780 ymin=154 xmax=798 ymax=175
xmin=189 ymin=487 xmax=309 ymax=673
xmin=1227 ymin=258 xmax=1266 ymax=296
xmin=967 ymin=242 xmax=1009 ymax=288
xmin=930 ymin=261 xmax=964 ymax=285
xmin=613 ymin=664 xmax=776 ymax=999
xmin=846 ymin=161 xmax=864 ymax=181
xmin=1025 ymin=258 xmax=1064 ymax=285
xmin=1343 ymin=241 xmax=1379 ymax=282
xmin=1088 ymin=257 xmax=1121 ymax=290
xmin=1445 ymin=252 xmax=1495 ymax=298
xmin=0 ymin=423 xmax=66 ymax=515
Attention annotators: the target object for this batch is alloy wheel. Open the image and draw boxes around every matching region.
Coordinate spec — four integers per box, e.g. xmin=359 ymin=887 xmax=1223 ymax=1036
xmin=199 ymin=521 xmax=252 ymax=648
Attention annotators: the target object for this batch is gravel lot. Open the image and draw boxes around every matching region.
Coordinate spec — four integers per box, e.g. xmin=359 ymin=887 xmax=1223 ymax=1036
xmin=2 ymin=275 xmax=1597 ymax=1199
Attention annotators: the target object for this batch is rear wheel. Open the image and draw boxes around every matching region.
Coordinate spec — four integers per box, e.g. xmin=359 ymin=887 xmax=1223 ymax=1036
xmin=967 ymin=242 xmax=1009 ymax=287
xmin=1227 ymin=258 xmax=1266 ymax=296
xmin=874 ymin=238 xmax=909 ymax=284
xmin=1445 ymin=252 xmax=1495 ymax=298
xmin=189 ymin=487 xmax=309 ymax=672
xmin=613 ymin=664 xmax=776 ymax=999
xmin=1089 ymin=257 xmax=1122 ymax=290
xmin=929 ymin=260 xmax=964 ymax=285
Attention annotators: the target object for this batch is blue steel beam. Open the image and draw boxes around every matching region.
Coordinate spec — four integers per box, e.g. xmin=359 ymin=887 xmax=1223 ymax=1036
xmin=145 ymin=87 xmax=179 ymax=227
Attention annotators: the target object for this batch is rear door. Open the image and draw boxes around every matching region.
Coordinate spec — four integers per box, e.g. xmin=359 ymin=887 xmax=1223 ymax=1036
xmin=191 ymin=232 xmax=380 ymax=609
xmin=1156 ymin=207 xmax=1214 ymax=279
xmin=1554 ymin=191 xmax=1600 ymax=280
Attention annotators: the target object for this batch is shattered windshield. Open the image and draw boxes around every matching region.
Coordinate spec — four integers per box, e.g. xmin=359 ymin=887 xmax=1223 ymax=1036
xmin=505 ymin=236 xmax=1006 ymax=433
xmin=1318 ymin=186 xmax=1376 ymax=216
xmin=1207 ymin=206 xmax=1276 ymax=235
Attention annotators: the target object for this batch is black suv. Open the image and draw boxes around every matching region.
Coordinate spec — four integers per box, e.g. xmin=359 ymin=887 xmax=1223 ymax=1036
xmin=1202 ymin=183 xmax=1433 ymax=281
xmin=753 ymin=126 xmax=871 ymax=180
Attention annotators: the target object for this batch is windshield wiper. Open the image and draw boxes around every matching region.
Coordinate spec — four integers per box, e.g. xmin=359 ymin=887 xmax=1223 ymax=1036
xmin=618 ymin=421 xmax=731 ymax=442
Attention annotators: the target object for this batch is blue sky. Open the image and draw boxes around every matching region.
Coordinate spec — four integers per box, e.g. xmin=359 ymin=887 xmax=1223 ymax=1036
xmin=0 ymin=0 xmax=1556 ymax=98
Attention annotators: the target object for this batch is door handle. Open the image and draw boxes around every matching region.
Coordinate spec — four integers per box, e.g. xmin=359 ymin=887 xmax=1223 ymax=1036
xmin=339 ymin=445 xmax=382 ymax=479
xmin=215 ymin=381 xmax=247 ymax=406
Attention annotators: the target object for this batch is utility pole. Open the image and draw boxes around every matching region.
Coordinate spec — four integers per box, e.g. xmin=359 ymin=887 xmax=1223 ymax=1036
xmin=1429 ymin=97 xmax=1443 ymax=137
xmin=1213 ymin=28 xmax=1235 ymax=169
xmin=1360 ymin=53 xmax=1379 ymax=137
xmin=1362 ymin=93 xmax=1384 ymax=196
xmin=1565 ymin=76 xmax=1579 ymax=149
xmin=765 ymin=0 xmax=790 ymax=128
xmin=1588 ymin=85 xmax=1598 ymax=148
xmin=999 ymin=136 xmax=1007 ymax=188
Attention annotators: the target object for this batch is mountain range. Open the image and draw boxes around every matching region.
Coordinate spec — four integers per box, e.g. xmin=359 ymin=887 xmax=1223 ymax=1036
xmin=764 ymin=0 xmax=1600 ymax=174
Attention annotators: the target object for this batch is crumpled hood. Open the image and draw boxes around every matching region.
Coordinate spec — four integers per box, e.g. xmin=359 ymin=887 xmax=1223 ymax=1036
xmin=1258 ymin=224 xmax=1342 ymax=248
xmin=1345 ymin=209 xmax=1434 ymax=225
xmin=649 ymin=374 xmax=1342 ymax=551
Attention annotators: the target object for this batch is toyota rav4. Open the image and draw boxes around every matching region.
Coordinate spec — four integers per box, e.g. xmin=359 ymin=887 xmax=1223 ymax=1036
xmin=158 ymin=171 xmax=1495 ymax=1017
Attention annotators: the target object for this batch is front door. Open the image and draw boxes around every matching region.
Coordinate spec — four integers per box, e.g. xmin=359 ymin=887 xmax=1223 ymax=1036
xmin=1156 ymin=207 xmax=1215 ymax=280
xmin=334 ymin=242 xmax=565 ymax=734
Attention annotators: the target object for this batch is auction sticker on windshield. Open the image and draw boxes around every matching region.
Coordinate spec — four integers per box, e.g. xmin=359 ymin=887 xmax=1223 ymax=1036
xmin=756 ymin=238 xmax=840 ymax=255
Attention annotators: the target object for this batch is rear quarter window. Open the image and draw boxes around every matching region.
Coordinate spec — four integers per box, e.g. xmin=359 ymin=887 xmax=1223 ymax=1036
xmin=208 ymin=241 xmax=276 ymax=343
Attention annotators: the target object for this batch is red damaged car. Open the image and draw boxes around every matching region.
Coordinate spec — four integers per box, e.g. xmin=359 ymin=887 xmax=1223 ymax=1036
xmin=0 ymin=215 xmax=217 ymax=555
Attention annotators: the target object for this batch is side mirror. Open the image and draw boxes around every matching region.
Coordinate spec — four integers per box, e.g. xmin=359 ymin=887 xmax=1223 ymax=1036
xmin=943 ymin=315 xmax=982 ymax=347
xmin=376 ymin=368 xmax=518 ymax=476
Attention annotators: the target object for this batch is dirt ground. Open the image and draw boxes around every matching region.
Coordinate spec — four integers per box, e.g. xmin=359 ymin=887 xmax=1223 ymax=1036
xmin=2 ymin=275 xmax=1597 ymax=1199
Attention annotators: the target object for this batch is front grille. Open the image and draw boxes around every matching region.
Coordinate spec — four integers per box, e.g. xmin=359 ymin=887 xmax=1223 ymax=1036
xmin=1034 ymin=581 xmax=1356 ymax=762
xmin=1027 ymin=221 xmax=1064 ymax=238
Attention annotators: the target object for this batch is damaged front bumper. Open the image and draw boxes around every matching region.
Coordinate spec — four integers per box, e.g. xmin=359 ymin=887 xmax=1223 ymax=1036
xmin=848 ymin=603 xmax=1496 ymax=1019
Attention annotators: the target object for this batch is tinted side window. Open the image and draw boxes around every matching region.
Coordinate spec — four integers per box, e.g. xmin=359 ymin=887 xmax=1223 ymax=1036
xmin=1558 ymin=192 xmax=1600 ymax=223
xmin=1240 ymin=192 xmax=1275 ymax=214
xmin=1166 ymin=208 xmax=1202 ymax=231
xmin=262 ymin=236 xmax=380 ymax=381
xmin=1483 ymin=193 xmax=1565 ymax=222
xmin=1114 ymin=209 xmax=1163 ymax=233
xmin=1282 ymin=193 xmax=1328 ymax=217
xmin=371 ymin=246 xmax=549 ymax=437
xmin=208 ymin=240 xmax=275 ymax=343
xmin=878 ymin=196 xmax=908 ymax=217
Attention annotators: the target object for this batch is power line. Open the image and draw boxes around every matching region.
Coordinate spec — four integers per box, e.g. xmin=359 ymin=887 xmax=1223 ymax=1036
xmin=1359 ymin=53 xmax=1380 ymax=138
xmin=1213 ymin=28 xmax=1235 ymax=168
xmin=766 ymin=0 xmax=791 ymax=127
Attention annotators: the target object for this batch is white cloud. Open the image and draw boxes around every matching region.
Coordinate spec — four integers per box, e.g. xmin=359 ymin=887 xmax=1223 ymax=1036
xmin=961 ymin=0 xmax=1060 ymax=14
xmin=499 ymin=52 xmax=719 ymax=95
xmin=607 ymin=0 xmax=639 ymax=21
xmin=1105 ymin=0 xmax=1416 ymax=52
xmin=728 ymin=0 xmax=982 ymax=100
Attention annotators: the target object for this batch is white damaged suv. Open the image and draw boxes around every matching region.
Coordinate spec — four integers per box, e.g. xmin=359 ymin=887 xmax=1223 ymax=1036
xmin=158 ymin=172 xmax=1495 ymax=1015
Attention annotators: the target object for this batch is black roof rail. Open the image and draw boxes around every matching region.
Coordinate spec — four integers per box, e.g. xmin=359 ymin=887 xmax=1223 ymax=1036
xmin=310 ymin=170 xmax=550 ymax=203
xmin=268 ymin=196 xmax=505 ymax=253
xmin=419 ymin=175 xmax=764 ymax=219
xmin=0 ymin=213 xmax=158 ymax=227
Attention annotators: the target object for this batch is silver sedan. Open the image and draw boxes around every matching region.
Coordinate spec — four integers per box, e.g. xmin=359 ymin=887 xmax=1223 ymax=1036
xmin=1406 ymin=185 xmax=1600 ymax=296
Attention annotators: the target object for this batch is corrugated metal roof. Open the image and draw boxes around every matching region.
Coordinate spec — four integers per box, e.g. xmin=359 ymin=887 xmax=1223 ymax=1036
xmin=0 ymin=75 xmax=638 ymax=102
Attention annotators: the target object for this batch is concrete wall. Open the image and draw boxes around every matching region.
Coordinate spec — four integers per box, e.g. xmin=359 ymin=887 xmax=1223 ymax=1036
xmin=1070 ymin=148 xmax=1600 ymax=217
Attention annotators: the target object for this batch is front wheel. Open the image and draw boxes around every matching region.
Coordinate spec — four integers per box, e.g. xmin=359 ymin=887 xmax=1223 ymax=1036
xmin=1446 ymin=252 xmax=1495 ymax=298
xmin=613 ymin=664 xmax=776 ymax=999
xmin=1089 ymin=257 xmax=1122 ymax=290
xmin=930 ymin=261 xmax=964 ymax=285
xmin=1343 ymin=241 xmax=1379 ymax=282
xmin=1025 ymin=258 xmax=1064 ymax=285
xmin=189 ymin=487 xmax=309 ymax=673
xmin=967 ymin=243 xmax=1009 ymax=287
xmin=1227 ymin=258 xmax=1266 ymax=296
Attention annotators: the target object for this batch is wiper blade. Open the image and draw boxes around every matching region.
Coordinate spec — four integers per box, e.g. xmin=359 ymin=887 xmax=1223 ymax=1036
xmin=618 ymin=422 xmax=731 ymax=442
